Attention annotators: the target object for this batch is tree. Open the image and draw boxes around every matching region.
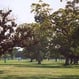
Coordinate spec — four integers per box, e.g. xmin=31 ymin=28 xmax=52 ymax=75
xmin=0 ymin=9 xmax=17 ymax=62
xmin=50 ymin=0 xmax=79 ymax=65
xmin=60 ymin=0 xmax=79 ymax=3
xmin=31 ymin=0 xmax=53 ymax=64
xmin=15 ymin=23 xmax=36 ymax=61
xmin=14 ymin=23 xmax=33 ymax=47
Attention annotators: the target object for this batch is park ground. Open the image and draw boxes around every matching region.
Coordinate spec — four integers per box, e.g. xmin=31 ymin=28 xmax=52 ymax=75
xmin=0 ymin=59 xmax=79 ymax=79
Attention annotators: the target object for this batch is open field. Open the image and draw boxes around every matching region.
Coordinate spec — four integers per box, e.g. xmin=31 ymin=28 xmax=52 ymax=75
xmin=0 ymin=59 xmax=79 ymax=79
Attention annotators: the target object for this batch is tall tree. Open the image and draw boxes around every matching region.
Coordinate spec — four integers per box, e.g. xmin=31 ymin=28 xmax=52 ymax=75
xmin=51 ymin=0 xmax=79 ymax=65
xmin=31 ymin=0 xmax=53 ymax=64
xmin=0 ymin=9 xmax=16 ymax=62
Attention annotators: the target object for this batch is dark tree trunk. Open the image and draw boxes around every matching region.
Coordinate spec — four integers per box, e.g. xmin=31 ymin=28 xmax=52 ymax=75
xmin=30 ymin=58 xmax=33 ymax=62
xmin=4 ymin=55 xmax=7 ymax=63
xmin=36 ymin=51 xmax=43 ymax=64
xmin=70 ymin=58 xmax=73 ymax=64
xmin=38 ymin=60 xmax=41 ymax=64
xmin=65 ymin=57 xmax=70 ymax=65
xmin=4 ymin=58 xmax=7 ymax=63
xmin=73 ymin=56 xmax=78 ymax=65
xmin=73 ymin=48 xmax=78 ymax=64
xmin=36 ymin=57 xmax=42 ymax=64
xmin=55 ymin=57 xmax=57 ymax=62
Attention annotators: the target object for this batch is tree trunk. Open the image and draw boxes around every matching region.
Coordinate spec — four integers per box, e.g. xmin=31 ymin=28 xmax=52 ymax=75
xmin=70 ymin=58 xmax=73 ymax=64
xmin=36 ymin=57 xmax=42 ymax=64
xmin=30 ymin=58 xmax=33 ymax=62
xmin=38 ymin=60 xmax=41 ymax=64
xmin=4 ymin=55 xmax=7 ymax=63
xmin=73 ymin=48 xmax=78 ymax=64
xmin=73 ymin=56 xmax=78 ymax=65
xmin=4 ymin=58 xmax=6 ymax=63
xmin=65 ymin=57 xmax=70 ymax=65
xmin=55 ymin=57 xmax=57 ymax=62
xmin=36 ymin=51 xmax=43 ymax=64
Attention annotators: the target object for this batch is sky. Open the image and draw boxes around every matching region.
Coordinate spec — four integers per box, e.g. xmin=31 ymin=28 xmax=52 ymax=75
xmin=0 ymin=0 xmax=66 ymax=24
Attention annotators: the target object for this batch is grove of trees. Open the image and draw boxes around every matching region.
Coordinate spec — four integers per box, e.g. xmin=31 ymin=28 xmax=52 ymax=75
xmin=0 ymin=0 xmax=79 ymax=65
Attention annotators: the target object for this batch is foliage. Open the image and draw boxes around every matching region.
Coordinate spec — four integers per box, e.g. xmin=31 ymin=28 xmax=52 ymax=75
xmin=50 ymin=0 xmax=79 ymax=64
xmin=0 ymin=0 xmax=79 ymax=65
xmin=0 ymin=9 xmax=16 ymax=56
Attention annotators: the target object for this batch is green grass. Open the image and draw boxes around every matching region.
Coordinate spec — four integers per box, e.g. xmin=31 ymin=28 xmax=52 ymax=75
xmin=0 ymin=59 xmax=79 ymax=79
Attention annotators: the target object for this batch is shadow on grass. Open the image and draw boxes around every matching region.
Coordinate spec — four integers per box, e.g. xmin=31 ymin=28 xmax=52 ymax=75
xmin=1 ymin=75 xmax=79 ymax=79
xmin=0 ymin=60 xmax=79 ymax=68
xmin=61 ymin=75 xmax=79 ymax=79
xmin=0 ymin=63 xmax=79 ymax=69
xmin=16 ymin=64 xmax=79 ymax=69
xmin=0 ymin=70 xmax=4 ymax=74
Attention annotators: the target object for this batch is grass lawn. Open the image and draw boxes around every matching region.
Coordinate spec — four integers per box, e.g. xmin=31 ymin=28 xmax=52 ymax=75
xmin=0 ymin=59 xmax=79 ymax=79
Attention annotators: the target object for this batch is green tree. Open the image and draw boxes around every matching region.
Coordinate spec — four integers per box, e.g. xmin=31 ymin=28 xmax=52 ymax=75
xmin=15 ymin=23 xmax=33 ymax=47
xmin=0 ymin=9 xmax=17 ymax=63
xmin=31 ymin=0 xmax=53 ymax=64
xmin=51 ymin=0 xmax=79 ymax=65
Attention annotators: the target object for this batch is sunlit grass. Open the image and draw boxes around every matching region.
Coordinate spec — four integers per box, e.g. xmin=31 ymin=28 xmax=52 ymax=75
xmin=0 ymin=59 xmax=79 ymax=79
